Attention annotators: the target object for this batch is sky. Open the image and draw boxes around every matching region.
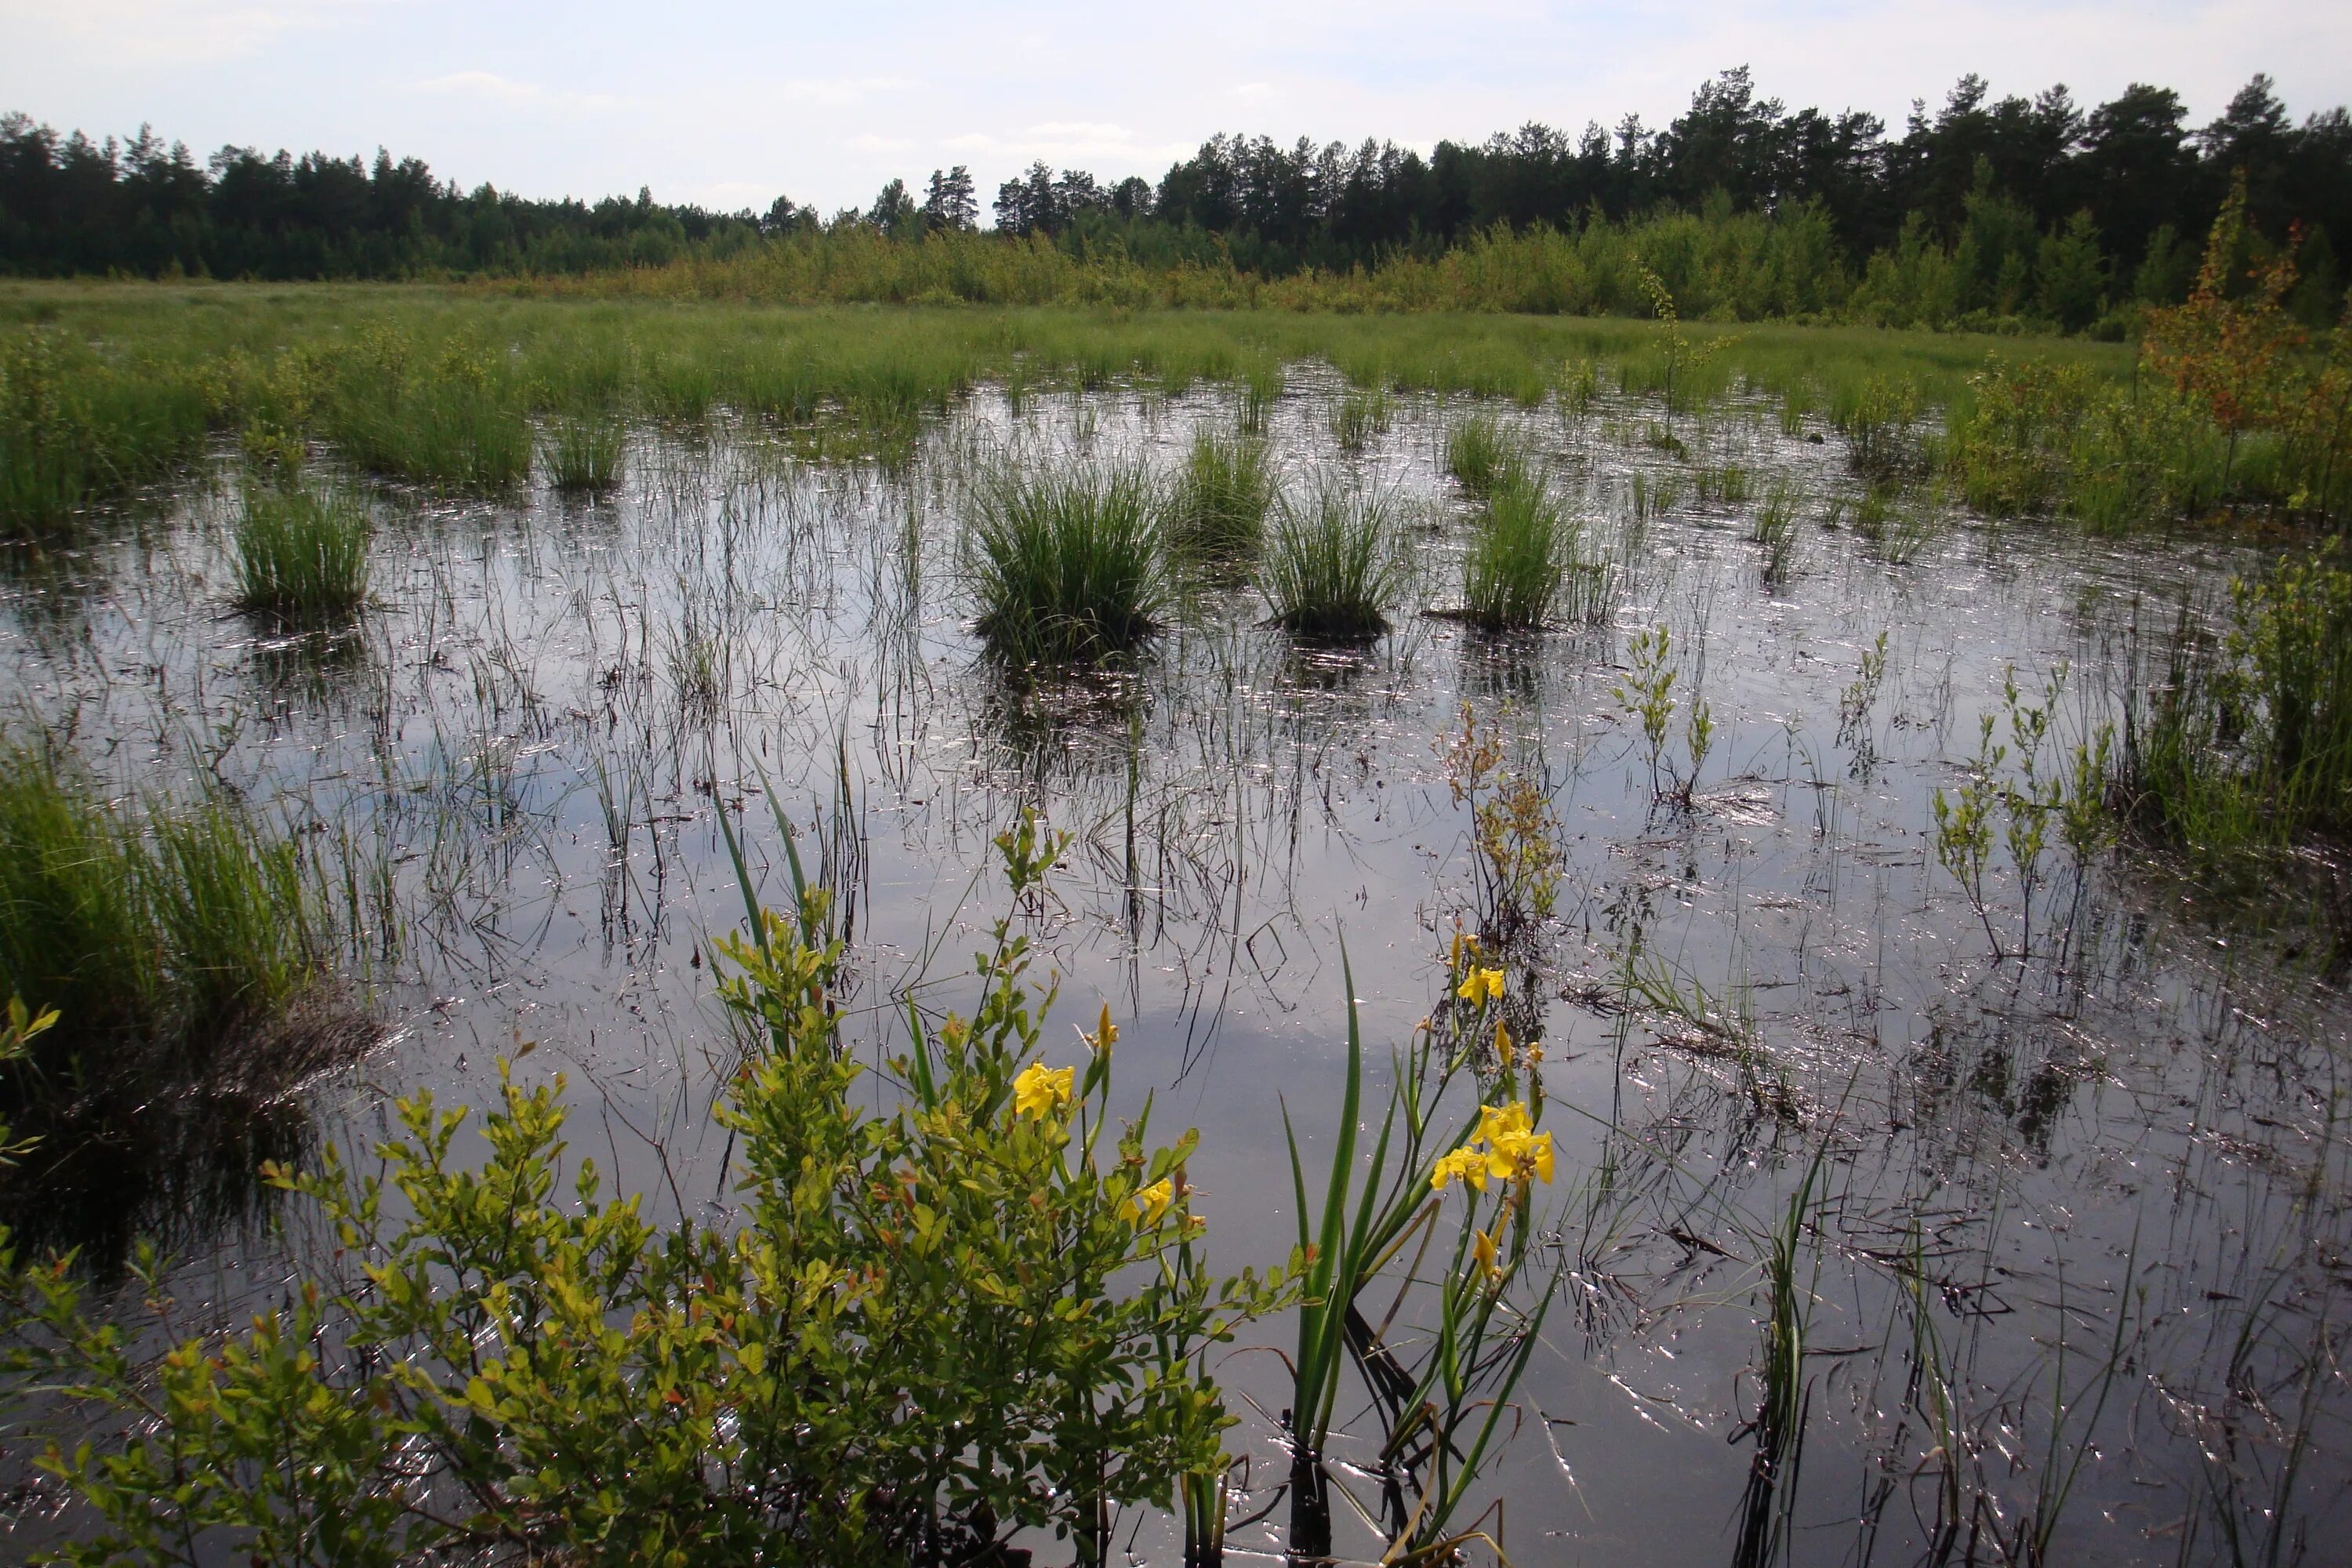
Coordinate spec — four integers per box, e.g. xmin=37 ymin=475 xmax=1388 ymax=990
xmin=4 ymin=1 xmax=2350 ymax=217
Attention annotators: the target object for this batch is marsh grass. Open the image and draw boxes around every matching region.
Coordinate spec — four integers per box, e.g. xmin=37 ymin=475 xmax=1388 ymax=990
xmin=967 ymin=459 xmax=1170 ymax=664
xmin=1751 ymin=477 xmax=1802 ymax=586
xmin=1333 ymin=386 xmax=1393 ymax=452
xmin=545 ymin=415 xmax=626 ymax=492
xmin=0 ymin=740 xmax=338 ymax=1101
xmin=1238 ymin=358 xmax=1283 ymax=434
xmin=1461 ymin=470 xmax=1575 ymax=632
xmin=1 ymin=327 xmax=209 ymax=540
xmin=231 ymin=481 xmax=372 ymax=617
xmin=1261 ymin=476 xmax=1401 ymax=639
xmin=1169 ymin=427 xmax=1272 ymax=563
xmin=1443 ymin=412 xmax=1526 ymax=498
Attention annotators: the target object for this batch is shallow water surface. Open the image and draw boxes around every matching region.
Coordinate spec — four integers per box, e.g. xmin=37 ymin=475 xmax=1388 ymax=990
xmin=3 ymin=372 xmax=2346 ymax=1565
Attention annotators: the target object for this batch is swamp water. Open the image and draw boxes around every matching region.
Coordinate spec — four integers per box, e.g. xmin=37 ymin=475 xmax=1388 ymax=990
xmin=2 ymin=366 xmax=2346 ymax=1565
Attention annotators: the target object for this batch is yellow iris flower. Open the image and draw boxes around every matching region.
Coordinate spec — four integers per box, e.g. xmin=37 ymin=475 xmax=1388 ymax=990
xmin=1472 ymin=1227 xmax=1501 ymax=1282
xmin=1125 ymin=1177 xmax=1174 ymax=1226
xmin=1012 ymin=1062 xmax=1074 ymax=1119
xmin=1455 ymin=967 xmax=1506 ymax=1004
xmin=1432 ymin=1100 xmax=1555 ymax=1193
xmin=1430 ymin=1147 xmax=1490 ymax=1192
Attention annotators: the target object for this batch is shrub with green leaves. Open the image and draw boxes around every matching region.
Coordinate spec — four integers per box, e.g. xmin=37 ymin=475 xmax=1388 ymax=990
xmin=231 ymin=482 xmax=372 ymax=616
xmin=2 ymin=815 xmax=1297 ymax=1566
xmin=967 ymin=459 xmax=1169 ymax=664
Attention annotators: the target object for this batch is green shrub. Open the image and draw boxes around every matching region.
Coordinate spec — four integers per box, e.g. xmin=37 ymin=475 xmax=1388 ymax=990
xmin=967 ymin=459 xmax=1169 ymax=663
xmin=1261 ymin=477 xmax=1400 ymax=638
xmin=2 ymin=816 xmax=1298 ymax=1566
xmin=232 ymin=482 xmax=372 ymax=616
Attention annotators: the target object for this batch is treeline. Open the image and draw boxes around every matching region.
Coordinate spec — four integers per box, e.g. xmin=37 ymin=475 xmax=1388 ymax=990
xmin=5 ymin=70 xmax=2349 ymax=334
xmin=0 ymin=118 xmax=771 ymax=279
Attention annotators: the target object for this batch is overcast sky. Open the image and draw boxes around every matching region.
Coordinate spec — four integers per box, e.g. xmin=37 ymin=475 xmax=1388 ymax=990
xmin=5 ymin=2 xmax=2349 ymax=216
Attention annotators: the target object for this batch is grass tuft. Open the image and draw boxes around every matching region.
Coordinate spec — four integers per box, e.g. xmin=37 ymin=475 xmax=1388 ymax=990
xmin=1443 ymin=412 xmax=1526 ymax=498
xmin=545 ymin=415 xmax=626 ymax=492
xmin=1462 ymin=470 xmax=1576 ymax=632
xmin=0 ymin=739 xmax=336 ymax=1094
xmin=231 ymin=481 xmax=372 ymax=618
xmin=1170 ymin=428 xmax=1273 ymax=562
xmin=1261 ymin=477 xmax=1400 ymax=639
xmin=967 ymin=459 xmax=1169 ymax=664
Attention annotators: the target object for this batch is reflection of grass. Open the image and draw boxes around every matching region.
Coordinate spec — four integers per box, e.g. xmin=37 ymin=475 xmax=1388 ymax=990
xmin=1261 ymin=477 xmax=1399 ymax=639
xmin=967 ymin=459 xmax=1168 ymax=664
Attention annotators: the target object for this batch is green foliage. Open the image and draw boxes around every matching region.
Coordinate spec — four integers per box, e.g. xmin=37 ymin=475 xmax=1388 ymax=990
xmin=231 ymin=481 xmax=372 ymax=616
xmin=0 ymin=328 xmax=209 ymax=539
xmin=1279 ymin=936 xmax=1565 ymax=1559
xmin=1169 ymin=426 xmax=1272 ymax=561
xmin=2 ymin=818 xmax=1298 ymax=1566
xmin=1260 ymin=476 xmax=1400 ymax=639
xmin=965 ymin=459 xmax=1169 ymax=665
xmin=1461 ymin=470 xmax=1574 ymax=631
xmin=0 ymin=739 xmax=327 ymax=1090
xmin=1440 ymin=706 xmax=1566 ymax=943
xmin=2125 ymin=551 xmax=2352 ymax=868
xmin=1933 ymin=667 xmax=2112 ymax=958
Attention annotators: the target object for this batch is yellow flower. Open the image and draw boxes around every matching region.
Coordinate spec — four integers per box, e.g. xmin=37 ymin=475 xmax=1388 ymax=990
xmin=1494 ymin=1021 xmax=1515 ymax=1068
xmin=1477 ymin=1101 xmax=1532 ymax=1145
xmin=1430 ymin=1147 xmax=1490 ymax=1192
xmin=1472 ymin=1227 xmax=1501 ymax=1282
xmin=1125 ymin=1177 xmax=1174 ymax=1227
xmin=1012 ymin=1062 xmax=1074 ymax=1120
xmin=1452 ymin=967 xmax=1506 ymax=1004
xmin=1086 ymin=1003 xmax=1119 ymax=1053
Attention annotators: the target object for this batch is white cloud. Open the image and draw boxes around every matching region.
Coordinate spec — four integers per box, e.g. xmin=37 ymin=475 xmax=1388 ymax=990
xmin=10 ymin=0 xmax=377 ymax=64
xmin=845 ymin=133 xmax=914 ymax=152
xmin=779 ymin=75 xmax=913 ymax=105
xmin=412 ymin=71 xmax=617 ymax=113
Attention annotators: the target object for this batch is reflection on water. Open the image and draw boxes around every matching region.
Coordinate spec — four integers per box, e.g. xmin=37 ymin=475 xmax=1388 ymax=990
xmin=2 ymin=370 xmax=2347 ymax=1563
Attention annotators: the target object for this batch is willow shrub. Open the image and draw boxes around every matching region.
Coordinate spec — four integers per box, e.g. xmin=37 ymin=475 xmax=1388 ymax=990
xmin=4 ymin=814 xmax=1297 ymax=1566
